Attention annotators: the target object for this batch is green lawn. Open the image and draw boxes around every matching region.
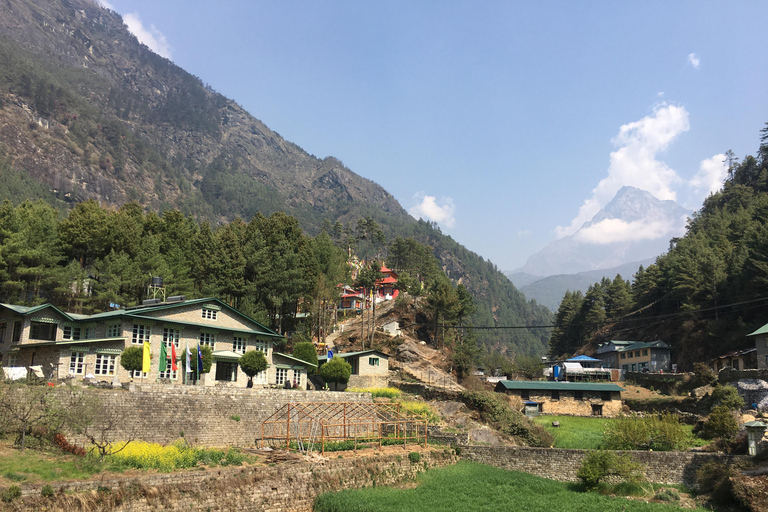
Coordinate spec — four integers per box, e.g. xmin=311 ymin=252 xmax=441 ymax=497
xmin=313 ymin=462 xmax=702 ymax=512
xmin=0 ymin=446 xmax=109 ymax=485
xmin=532 ymin=415 xmax=613 ymax=449
xmin=531 ymin=415 xmax=709 ymax=450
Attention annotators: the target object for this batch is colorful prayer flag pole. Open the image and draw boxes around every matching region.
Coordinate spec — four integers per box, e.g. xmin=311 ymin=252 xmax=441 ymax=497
xmin=142 ymin=341 xmax=151 ymax=375
xmin=171 ymin=343 xmax=178 ymax=372
xmin=159 ymin=342 xmax=168 ymax=373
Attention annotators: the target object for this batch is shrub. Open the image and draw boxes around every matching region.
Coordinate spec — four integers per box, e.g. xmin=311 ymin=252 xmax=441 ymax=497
xmin=41 ymin=485 xmax=55 ymax=498
xmin=408 ymin=451 xmax=421 ymax=463
xmin=576 ymin=450 xmax=645 ymax=490
xmin=292 ymin=342 xmax=318 ymax=375
xmin=239 ymin=350 xmax=268 ymax=383
xmin=346 ymin=387 xmax=401 ymax=399
xmin=318 ymin=358 xmax=352 ymax=387
xmin=653 ymin=488 xmax=680 ymax=502
xmin=711 ymin=384 xmax=745 ymax=411
xmin=460 ymin=390 xmax=553 ymax=447
xmin=120 ymin=346 xmax=144 ymax=374
xmin=602 ymin=412 xmax=693 ymax=451
xmin=702 ymin=405 xmax=739 ymax=439
xmin=692 ymin=362 xmax=718 ymax=387
xmin=1 ymin=485 xmax=21 ymax=503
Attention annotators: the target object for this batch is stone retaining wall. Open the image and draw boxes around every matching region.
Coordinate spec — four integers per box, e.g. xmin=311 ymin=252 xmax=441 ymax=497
xmin=461 ymin=445 xmax=748 ymax=487
xmin=66 ymin=384 xmax=372 ymax=448
xmin=12 ymin=451 xmax=457 ymax=511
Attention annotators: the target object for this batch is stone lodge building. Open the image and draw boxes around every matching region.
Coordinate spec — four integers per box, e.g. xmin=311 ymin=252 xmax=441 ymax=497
xmin=596 ymin=340 xmax=671 ymax=373
xmin=318 ymin=349 xmax=390 ymax=389
xmin=494 ymin=380 xmax=625 ymax=417
xmin=0 ymin=297 xmax=315 ymax=388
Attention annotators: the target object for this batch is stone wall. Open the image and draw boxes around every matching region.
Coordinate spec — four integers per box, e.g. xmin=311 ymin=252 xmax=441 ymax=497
xmin=12 ymin=451 xmax=457 ymax=511
xmin=719 ymin=367 xmax=768 ymax=384
xmin=461 ymin=445 xmax=748 ymax=487
xmin=65 ymin=384 xmax=373 ymax=448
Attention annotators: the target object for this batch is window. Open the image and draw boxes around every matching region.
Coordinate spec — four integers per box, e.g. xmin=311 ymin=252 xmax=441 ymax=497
xmin=635 ymin=350 xmax=641 ymax=357
xmin=294 ymin=368 xmax=305 ymax=388
xmin=7 ymin=353 xmax=18 ymax=367
xmin=69 ymin=352 xmax=85 ymax=374
xmin=31 ymin=321 xmax=57 ymax=340
xmin=254 ymin=369 xmax=267 ymax=385
xmin=275 ymin=368 xmax=288 ymax=385
xmin=12 ymin=321 xmax=21 ymax=342
xmin=520 ymin=390 xmax=530 ymax=400
xmin=158 ymin=357 xmax=177 ymax=380
xmin=368 ymin=357 xmax=380 ymax=366
xmin=215 ymin=361 xmax=238 ymax=382
xmin=94 ymin=354 xmax=116 ymax=376
xmin=642 ymin=349 xmax=648 ymax=356
xmin=254 ymin=340 xmax=271 ymax=356
xmin=62 ymin=325 xmax=81 ymax=341
xmin=132 ymin=324 xmax=150 ymax=344
xmin=631 ymin=364 xmax=637 ymax=372
xmin=551 ymin=390 xmax=560 ymax=400
xmin=0 ymin=322 xmax=5 ymax=343
xmin=83 ymin=326 xmax=95 ymax=340
xmin=163 ymin=328 xmax=180 ymax=347
xmin=199 ymin=332 xmax=214 ymax=347
xmin=132 ymin=370 xmax=147 ymax=379
xmin=233 ymin=336 xmax=246 ymax=354
xmin=107 ymin=323 xmax=122 ymax=337
xmin=202 ymin=308 xmax=218 ymax=320
xmin=620 ymin=353 xmax=626 ymax=359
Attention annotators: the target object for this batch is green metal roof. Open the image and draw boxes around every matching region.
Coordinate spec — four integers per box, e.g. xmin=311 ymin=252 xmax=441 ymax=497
xmin=495 ymin=380 xmax=624 ymax=392
xmin=1 ymin=303 xmax=72 ymax=320
xmin=748 ymin=323 xmax=768 ymax=337
xmin=273 ymin=352 xmax=317 ymax=368
xmin=318 ymin=349 xmax=388 ymax=361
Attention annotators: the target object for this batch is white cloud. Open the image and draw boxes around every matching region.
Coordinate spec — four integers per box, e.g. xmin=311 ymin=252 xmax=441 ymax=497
xmin=575 ymin=217 xmax=682 ymax=245
xmin=688 ymin=53 xmax=701 ymax=69
xmin=408 ymin=193 xmax=455 ymax=229
xmin=555 ymin=104 xmax=689 ymax=238
xmin=123 ymin=12 xmax=173 ymax=60
xmin=689 ymin=154 xmax=727 ymax=197
xmin=95 ymin=0 xmax=114 ymax=10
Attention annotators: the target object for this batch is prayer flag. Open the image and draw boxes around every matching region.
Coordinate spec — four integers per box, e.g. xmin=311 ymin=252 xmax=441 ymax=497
xmin=197 ymin=343 xmax=204 ymax=373
xmin=159 ymin=342 xmax=167 ymax=372
xmin=185 ymin=343 xmax=192 ymax=373
xmin=171 ymin=343 xmax=178 ymax=372
xmin=142 ymin=341 xmax=151 ymax=373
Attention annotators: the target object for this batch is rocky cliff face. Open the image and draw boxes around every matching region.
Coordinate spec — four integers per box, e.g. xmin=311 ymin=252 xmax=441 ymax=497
xmin=0 ymin=0 xmax=407 ymax=229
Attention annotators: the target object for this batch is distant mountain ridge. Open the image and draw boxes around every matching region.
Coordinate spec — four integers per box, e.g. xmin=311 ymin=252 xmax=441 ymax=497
xmin=0 ymin=0 xmax=552 ymax=355
xmin=507 ymin=258 xmax=655 ymax=310
xmin=516 ymin=186 xmax=691 ymax=277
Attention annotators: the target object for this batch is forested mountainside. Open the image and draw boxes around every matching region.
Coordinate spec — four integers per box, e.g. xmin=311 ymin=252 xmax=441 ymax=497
xmin=0 ymin=0 xmax=551 ymax=356
xmin=549 ymin=130 xmax=768 ymax=368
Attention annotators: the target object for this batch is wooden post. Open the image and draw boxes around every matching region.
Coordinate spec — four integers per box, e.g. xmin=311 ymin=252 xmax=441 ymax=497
xmin=424 ymin=419 xmax=428 ymax=448
xmin=286 ymin=403 xmax=291 ymax=450
xmin=343 ymin=403 xmax=347 ymax=439
xmin=321 ymin=425 xmax=325 ymax=455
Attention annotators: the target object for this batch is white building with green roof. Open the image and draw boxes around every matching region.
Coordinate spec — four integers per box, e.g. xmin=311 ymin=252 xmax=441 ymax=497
xmin=0 ymin=297 xmax=315 ymax=388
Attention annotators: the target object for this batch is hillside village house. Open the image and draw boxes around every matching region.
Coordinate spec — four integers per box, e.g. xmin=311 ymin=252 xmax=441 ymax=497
xmin=0 ymin=297 xmax=315 ymax=388
xmin=711 ymin=347 xmax=757 ymax=372
xmin=318 ymin=349 xmax=390 ymax=388
xmin=596 ymin=340 xmax=671 ymax=373
xmin=749 ymin=322 xmax=768 ymax=370
xmin=494 ymin=380 xmax=625 ymax=417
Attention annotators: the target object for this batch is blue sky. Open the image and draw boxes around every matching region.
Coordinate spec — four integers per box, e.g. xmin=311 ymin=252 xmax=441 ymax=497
xmin=99 ymin=1 xmax=768 ymax=271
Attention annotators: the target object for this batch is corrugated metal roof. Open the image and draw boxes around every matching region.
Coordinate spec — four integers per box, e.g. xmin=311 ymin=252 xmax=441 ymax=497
xmin=495 ymin=380 xmax=624 ymax=392
xmin=748 ymin=323 xmax=768 ymax=337
xmin=318 ymin=349 xmax=389 ymax=361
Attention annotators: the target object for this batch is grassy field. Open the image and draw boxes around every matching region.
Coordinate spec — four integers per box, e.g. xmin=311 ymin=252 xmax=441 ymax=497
xmin=531 ymin=415 xmax=709 ymax=450
xmin=313 ymin=462 xmax=702 ymax=512
xmin=532 ymin=415 xmax=612 ymax=449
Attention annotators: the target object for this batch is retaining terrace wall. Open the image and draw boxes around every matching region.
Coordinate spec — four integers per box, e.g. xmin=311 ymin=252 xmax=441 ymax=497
xmin=461 ymin=445 xmax=748 ymax=487
xmin=13 ymin=451 xmax=457 ymax=512
xmin=65 ymin=384 xmax=372 ymax=448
